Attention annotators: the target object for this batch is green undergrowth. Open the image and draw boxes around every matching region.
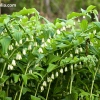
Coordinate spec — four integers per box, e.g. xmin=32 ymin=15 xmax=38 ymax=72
xmin=0 ymin=5 xmax=100 ymax=100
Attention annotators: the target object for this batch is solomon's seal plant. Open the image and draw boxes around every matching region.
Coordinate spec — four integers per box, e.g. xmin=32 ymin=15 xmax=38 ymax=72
xmin=0 ymin=5 xmax=100 ymax=100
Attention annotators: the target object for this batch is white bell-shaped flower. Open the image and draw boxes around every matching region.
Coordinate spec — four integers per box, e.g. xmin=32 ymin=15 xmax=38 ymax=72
xmin=22 ymin=48 xmax=27 ymax=55
xmin=47 ymin=39 xmax=50 ymax=43
xmin=40 ymin=86 xmax=44 ymax=92
xmin=8 ymin=64 xmax=13 ymax=70
xmin=43 ymin=81 xmax=47 ymax=87
xmin=47 ymin=77 xmax=52 ymax=82
xmin=28 ymin=44 xmax=32 ymax=50
xmin=55 ymin=72 xmax=59 ymax=77
xmin=9 ymin=45 xmax=13 ymax=50
xmin=70 ymin=54 xmax=73 ymax=57
xmin=65 ymin=67 xmax=68 ymax=72
xmin=93 ymin=30 xmax=96 ymax=34
xmin=12 ymin=59 xmax=16 ymax=66
xmin=78 ymin=19 xmax=80 ymax=22
xmin=38 ymin=48 xmax=43 ymax=53
xmin=42 ymin=38 xmax=45 ymax=43
xmin=71 ymin=64 xmax=73 ymax=70
xmin=15 ymin=41 xmax=19 ymax=46
xmin=19 ymin=39 xmax=22 ymax=44
xmin=75 ymin=49 xmax=79 ymax=54
xmin=29 ymin=70 xmax=32 ymax=74
xmin=79 ymin=47 xmax=83 ymax=52
xmin=60 ymin=68 xmax=63 ymax=74
xmin=34 ymin=42 xmax=37 ymax=47
xmin=16 ymin=53 xmax=22 ymax=60
xmin=57 ymin=29 xmax=60 ymax=34
xmin=51 ymin=73 xmax=54 ymax=79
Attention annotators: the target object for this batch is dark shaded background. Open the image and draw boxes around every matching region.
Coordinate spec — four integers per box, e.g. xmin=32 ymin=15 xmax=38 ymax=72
xmin=1 ymin=0 xmax=100 ymax=21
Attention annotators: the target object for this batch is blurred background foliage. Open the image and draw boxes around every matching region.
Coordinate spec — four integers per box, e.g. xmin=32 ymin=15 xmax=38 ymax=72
xmin=1 ymin=0 xmax=100 ymax=21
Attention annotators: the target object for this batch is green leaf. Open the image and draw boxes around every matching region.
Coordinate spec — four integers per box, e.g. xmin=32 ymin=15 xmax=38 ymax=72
xmin=80 ymin=20 xmax=88 ymax=31
xmin=65 ymin=93 xmax=78 ymax=100
xmin=0 ymin=91 xmax=6 ymax=98
xmin=27 ymin=74 xmax=39 ymax=80
xmin=60 ymin=57 xmax=72 ymax=66
xmin=0 ymin=37 xmax=11 ymax=54
xmin=5 ymin=97 xmax=12 ymax=100
xmin=93 ymin=22 xmax=100 ymax=28
xmin=47 ymin=55 xmax=61 ymax=64
xmin=0 ymin=76 xmax=9 ymax=86
xmin=33 ymin=72 xmax=43 ymax=79
xmin=57 ymin=43 xmax=67 ymax=48
xmin=31 ymin=95 xmax=41 ymax=100
xmin=22 ymin=87 xmax=31 ymax=95
xmin=13 ymin=74 xmax=19 ymax=83
xmin=4 ymin=17 xmax=10 ymax=24
xmin=22 ymin=74 xmax=27 ymax=85
xmin=67 ymin=12 xmax=83 ymax=19
xmin=21 ymin=16 xmax=28 ymax=23
xmin=86 ymin=5 xmax=96 ymax=12
xmin=12 ymin=8 xmax=39 ymax=16
xmin=13 ymin=31 xmax=23 ymax=42
xmin=47 ymin=63 xmax=57 ymax=73
xmin=34 ymin=67 xmax=44 ymax=71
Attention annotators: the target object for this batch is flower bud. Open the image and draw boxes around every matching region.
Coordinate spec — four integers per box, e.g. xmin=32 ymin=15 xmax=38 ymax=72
xmin=93 ymin=30 xmax=96 ymax=34
xmin=55 ymin=72 xmax=59 ymax=77
xmin=79 ymin=47 xmax=83 ymax=52
xmin=61 ymin=27 xmax=66 ymax=31
xmin=83 ymin=16 xmax=85 ymax=19
xmin=19 ymin=39 xmax=22 ymax=44
xmin=79 ymin=62 xmax=81 ymax=65
xmin=34 ymin=42 xmax=37 ymax=47
xmin=65 ymin=67 xmax=68 ymax=72
xmin=26 ymin=38 xmax=29 ymax=41
xmin=78 ymin=19 xmax=80 ymax=22
xmin=51 ymin=73 xmax=54 ymax=79
xmin=57 ymin=29 xmax=60 ymax=34
xmin=42 ymin=38 xmax=45 ymax=43
xmin=74 ymin=22 xmax=75 ymax=25
xmin=15 ymin=41 xmax=19 ymax=46
xmin=70 ymin=54 xmax=73 ymax=57
xmin=47 ymin=39 xmax=50 ymax=43
xmin=75 ymin=49 xmax=79 ymax=54
xmin=71 ymin=64 xmax=73 ymax=70
xmin=38 ymin=48 xmax=43 ymax=53
xmin=60 ymin=68 xmax=63 ymax=73
xmin=29 ymin=70 xmax=32 ymax=74
xmin=40 ymin=86 xmax=44 ymax=92
xmin=61 ymin=50 xmax=62 ymax=54
xmin=22 ymin=48 xmax=26 ymax=55
xmin=74 ymin=64 xmax=77 ymax=68
xmin=28 ymin=44 xmax=32 ymax=50
xmin=43 ymin=81 xmax=47 ymax=87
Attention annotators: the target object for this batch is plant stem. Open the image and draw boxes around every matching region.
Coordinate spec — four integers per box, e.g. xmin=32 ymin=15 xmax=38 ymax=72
xmin=14 ymin=92 xmax=18 ymax=100
xmin=1 ymin=63 xmax=7 ymax=78
xmin=90 ymin=67 xmax=98 ymax=99
xmin=18 ymin=83 xmax=24 ymax=100
xmin=18 ymin=62 xmax=30 ymax=100
xmin=69 ymin=65 xmax=73 ymax=94
xmin=90 ymin=59 xmax=100 ymax=99
xmin=35 ymin=83 xmax=39 ymax=96
xmin=35 ymin=73 xmax=47 ymax=96
xmin=46 ymin=82 xmax=51 ymax=100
